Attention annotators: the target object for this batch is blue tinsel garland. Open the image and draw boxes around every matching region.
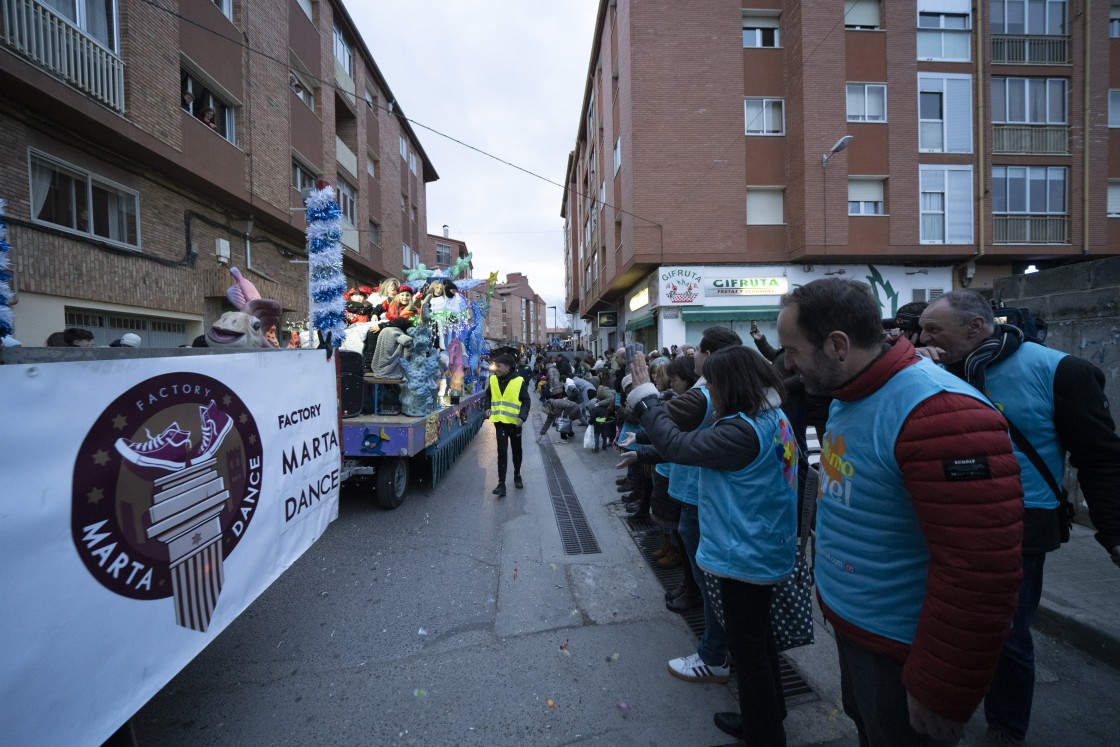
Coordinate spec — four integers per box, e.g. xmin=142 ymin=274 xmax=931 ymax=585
xmin=0 ymin=199 xmax=13 ymax=338
xmin=304 ymin=186 xmax=345 ymax=347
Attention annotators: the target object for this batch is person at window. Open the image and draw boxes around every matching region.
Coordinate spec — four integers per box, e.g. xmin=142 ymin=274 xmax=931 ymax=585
xmin=289 ymin=73 xmax=303 ymax=96
xmin=200 ymin=107 xmax=220 ymax=132
xmin=181 ymin=89 xmax=194 ymax=113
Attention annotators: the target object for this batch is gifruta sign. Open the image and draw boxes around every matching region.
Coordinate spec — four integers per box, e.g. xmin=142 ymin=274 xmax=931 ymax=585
xmin=705 ymin=277 xmax=789 ymax=296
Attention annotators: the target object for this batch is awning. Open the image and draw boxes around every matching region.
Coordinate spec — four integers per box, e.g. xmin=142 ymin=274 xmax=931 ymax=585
xmin=680 ymin=305 xmax=780 ymax=322
xmin=625 ymin=312 xmax=656 ymax=332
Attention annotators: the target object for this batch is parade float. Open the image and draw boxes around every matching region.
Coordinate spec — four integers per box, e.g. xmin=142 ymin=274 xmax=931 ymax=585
xmin=0 ymin=186 xmax=496 ymax=746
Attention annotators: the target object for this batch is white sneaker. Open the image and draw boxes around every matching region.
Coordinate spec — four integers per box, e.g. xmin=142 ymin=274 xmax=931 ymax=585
xmin=667 ymin=652 xmax=731 ymax=683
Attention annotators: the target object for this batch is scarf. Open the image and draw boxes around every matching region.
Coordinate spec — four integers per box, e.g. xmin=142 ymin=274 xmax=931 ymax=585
xmin=961 ymin=324 xmax=1024 ymax=394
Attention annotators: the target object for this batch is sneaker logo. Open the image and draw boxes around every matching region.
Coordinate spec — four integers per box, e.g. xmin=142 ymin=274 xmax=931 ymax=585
xmin=72 ymin=373 xmax=263 ymax=633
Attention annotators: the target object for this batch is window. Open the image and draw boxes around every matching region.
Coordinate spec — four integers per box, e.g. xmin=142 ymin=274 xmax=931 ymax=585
xmin=1111 ymin=90 xmax=1120 ymax=127
xmin=46 ymin=0 xmax=118 ymax=50
xmin=992 ymin=166 xmax=1067 ymax=214
xmin=599 ymin=180 xmax=606 ymax=211
xmin=845 ymin=0 xmax=880 ymax=29
xmin=366 ymin=153 xmax=378 ymax=178
xmin=436 ymin=242 xmax=452 ymax=265
xmin=29 ymin=152 xmax=139 ymax=248
xmin=919 ymin=165 xmax=973 ymax=243
xmin=181 ymin=71 xmax=236 ymax=143
xmin=333 ymin=25 xmax=353 ymax=77
xmin=742 ymin=12 xmax=780 ymax=47
xmin=1111 ymin=3 xmax=1120 ymax=38
xmin=295 ymin=0 xmax=312 ymax=21
xmin=613 ymin=137 xmax=621 ymax=174
xmin=292 ymin=159 xmax=316 ymax=192
xmin=211 ymin=0 xmax=231 ymax=19
xmin=917 ymin=2 xmax=971 ymax=61
xmin=847 ymin=83 xmax=887 ymax=122
xmin=289 ymin=68 xmax=315 ymax=111
xmin=400 ymin=193 xmax=408 ymax=214
xmin=369 ymin=220 xmax=381 ymax=246
xmin=992 ymin=78 xmax=1067 ymax=124
xmin=991 ymin=0 xmax=1067 ymax=35
xmin=746 ymin=188 xmax=784 ymax=225
xmin=410 ymin=204 xmax=418 ymax=223
xmin=365 ymin=88 xmax=378 ymax=113
xmin=918 ymin=74 xmax=972 ymax=153
xmin=337 ymin=178 xmax=356 ymax=225
xmin=1108 ymin=182 xmax=1120 ymax=216
xmin=744 ymin=98 xmax=785 ymax=135
xmin=400 ymin=135 xmax=408 ymax=159
xmin=402 ymin=244 xmax=411 ymax=268
xmin=848 ymin=179 xmax=885 ymax=215
xmin=409 ymin=151 xmax=418 ymax=175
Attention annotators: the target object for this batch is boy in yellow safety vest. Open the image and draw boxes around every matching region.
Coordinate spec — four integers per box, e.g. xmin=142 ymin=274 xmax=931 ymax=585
xmin=483 ymin=353 xmax=531 ymax=497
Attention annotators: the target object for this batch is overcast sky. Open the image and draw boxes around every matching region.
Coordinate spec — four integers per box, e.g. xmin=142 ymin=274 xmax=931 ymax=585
xmin=352 ymin=2 xmax=600 ymax=326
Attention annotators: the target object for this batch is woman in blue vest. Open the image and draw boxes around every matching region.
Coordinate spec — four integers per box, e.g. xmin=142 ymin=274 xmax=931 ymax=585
xmin=621 ymin=347 xmax=799 ymax=747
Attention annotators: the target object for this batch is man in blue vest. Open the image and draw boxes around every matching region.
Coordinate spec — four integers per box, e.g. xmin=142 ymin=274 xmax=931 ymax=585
xmin=918 ymin=290 xmax=1120 ymax=747
xmin=777 ymin=278 xmax=1024 ymax=746
xmin=483 ymin=353 xmax=531 ymax=497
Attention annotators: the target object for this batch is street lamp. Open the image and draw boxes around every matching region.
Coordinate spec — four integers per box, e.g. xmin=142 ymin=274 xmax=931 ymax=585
xmin=821 ymin=135 xmax=854 ymax=252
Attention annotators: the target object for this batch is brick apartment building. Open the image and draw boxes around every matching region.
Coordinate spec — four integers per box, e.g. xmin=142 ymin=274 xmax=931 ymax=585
xmin=424 ymin=226 xmax=472 ymax=278
xmin=482 ymin=271 xmax=547 ymax=348
xmin=563 ymin=0 xmax=1119 ymax=356
xmin=0 ymin=0 xmax=435 ymax=347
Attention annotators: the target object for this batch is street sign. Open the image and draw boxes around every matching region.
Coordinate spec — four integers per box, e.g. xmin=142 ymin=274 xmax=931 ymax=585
xmin=597 ymin=312 xmax=617 ymax=327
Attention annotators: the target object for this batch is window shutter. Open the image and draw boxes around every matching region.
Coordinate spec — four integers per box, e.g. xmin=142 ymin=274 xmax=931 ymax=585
xmin=945 ymin=76 xmax=973 ymax=153
xmin=917 ymin=0 xmax=970 ymax=12
xmin=848 ymin=179 xmax=884 ymax=202
xmin=1111 ymin=4 xmax=1120 ymax=21
xmin=945 ymin=168 xmax=973 ymax=243
xmin=844 ymin=0 xmax=880 ymax=27
xmin=747 ymin=189 xmax=784 ymax=225
xmin=743 ymin=13 xmax=780 ymax=28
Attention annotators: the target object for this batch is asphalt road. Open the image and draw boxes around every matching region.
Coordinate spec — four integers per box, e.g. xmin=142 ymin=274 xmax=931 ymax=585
xmin=132 ymin=421 xmax=1120 ymax=746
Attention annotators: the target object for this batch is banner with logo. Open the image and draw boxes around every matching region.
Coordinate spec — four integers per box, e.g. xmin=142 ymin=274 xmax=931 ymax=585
xmin=0 ymin=349 xmax=341 ymax=746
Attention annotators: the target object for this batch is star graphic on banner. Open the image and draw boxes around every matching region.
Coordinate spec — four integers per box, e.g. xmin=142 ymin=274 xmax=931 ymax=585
xmin=248 ymin=433 xmax=257 ymax=445
xmin=222 ymin=394 xmax=232 ymax=407
xmin=111 ymin=414 xmax=128 ymax=430
xmin=87 ymin=487 xmax=105 ymax=505
xmin=92 ymin=450 xmax=110 ymax=466
xmin=239 ymin=413 xmax=248 ymax=424
xmin=192 ymin=532 xmax=203 ymax=546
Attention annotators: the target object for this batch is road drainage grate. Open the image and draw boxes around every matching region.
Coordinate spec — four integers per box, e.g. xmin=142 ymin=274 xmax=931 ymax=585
xmin=537 ymin=436 xmax=601 ymax=555
xmin=623 ymin=514 xmax=816 ymax=704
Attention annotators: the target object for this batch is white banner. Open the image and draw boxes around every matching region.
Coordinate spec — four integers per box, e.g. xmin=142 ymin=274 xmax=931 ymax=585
xmin=0 ymin=350 xmax=341 ymax=746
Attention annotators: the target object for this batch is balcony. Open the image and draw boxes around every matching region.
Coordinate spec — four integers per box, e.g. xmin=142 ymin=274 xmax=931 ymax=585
xmin=993 ymin=215 xmax=1069 ymax=244
xmin=991 ymin=34 xmax=1070 ymax=65
xmin=992 ymin=124 xmax=1069 ymax=155
xmin=335 ymin=136 xmax=357 ymax=178
xmin=0 ymin=0 xmax=124 ymax=112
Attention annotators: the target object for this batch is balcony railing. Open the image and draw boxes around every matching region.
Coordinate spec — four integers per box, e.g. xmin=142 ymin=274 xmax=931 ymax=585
xmin=0 ymin=0 xmax=124 ymax=112
xmin=992 ymin=124 xmax=1069 ymax=155
xmin=991 ymin=34 xmax=1070 ymax=65
xmin=993 ymin=215 xmax=1069 ymax=244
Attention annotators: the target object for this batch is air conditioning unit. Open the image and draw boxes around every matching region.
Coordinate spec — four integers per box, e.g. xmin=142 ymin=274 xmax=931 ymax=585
xmin=215 ymin=238 xmax=231 ymax=264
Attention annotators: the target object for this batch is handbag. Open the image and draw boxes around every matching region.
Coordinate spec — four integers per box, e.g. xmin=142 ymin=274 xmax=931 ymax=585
xmin=769 ymin=454 xmax=818 ymax=652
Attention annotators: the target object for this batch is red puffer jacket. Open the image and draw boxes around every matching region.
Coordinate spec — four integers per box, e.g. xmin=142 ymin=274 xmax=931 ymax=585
xmin=820 ymin=338 xmax=1023 ymax=724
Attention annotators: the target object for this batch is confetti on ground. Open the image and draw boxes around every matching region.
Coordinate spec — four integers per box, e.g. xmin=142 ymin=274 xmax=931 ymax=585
xmin=550 ymin=563 xmax=557 ymax=570
xmin=513 ymin=567 xmax=519 ymax=581
xmin=569 ymin=609 xmax=580 ymax=618
xmin=616 ymin=702 xmax=630 ymax=717
xmin=417 ymin=628 xmax=428 ymax=636
xmin=559 ymin=639 xmax=570 ymax=655
xmin=414 ymin=689 xmax=426 ymax=699
xmin=546 ymin=699 xmax=557 ymax=709
xmin=605 ymin=652 xmax=620 ymax=662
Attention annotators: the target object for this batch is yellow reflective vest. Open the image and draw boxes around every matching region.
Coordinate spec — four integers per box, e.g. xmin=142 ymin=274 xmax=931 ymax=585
xmin=489 ymin=375 xmax=525 ymax=424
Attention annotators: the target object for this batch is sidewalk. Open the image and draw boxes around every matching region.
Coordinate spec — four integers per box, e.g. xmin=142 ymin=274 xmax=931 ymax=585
xmin=1034 ymin=523 xmax=1120 ymax=671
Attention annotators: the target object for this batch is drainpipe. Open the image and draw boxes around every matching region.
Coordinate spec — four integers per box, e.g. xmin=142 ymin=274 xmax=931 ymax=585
xmin=975 ymin=2 xmax=986 ymax=262
xmin=1083 ymin=0 xmax=1091 ymax=255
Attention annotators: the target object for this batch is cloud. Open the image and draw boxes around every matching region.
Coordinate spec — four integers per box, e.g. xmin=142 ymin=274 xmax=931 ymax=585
xmin=352 ymin=1 xmax=598 ymax=317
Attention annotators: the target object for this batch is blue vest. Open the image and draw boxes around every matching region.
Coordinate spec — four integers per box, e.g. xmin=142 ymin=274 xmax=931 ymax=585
xmin=668 ymin=385 xmax=712 ymax=506
xmin=694 ymin=409 xmax=799 ymax=584
xmin=816 ymin=357 xmax=991 ymax=644
xmin=983 ymin=343 xmax=1066 ymax=510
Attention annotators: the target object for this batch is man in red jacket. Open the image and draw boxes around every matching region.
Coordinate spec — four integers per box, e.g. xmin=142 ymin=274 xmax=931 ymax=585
xmin=777 ymin=278 xmax=1023 ymax=746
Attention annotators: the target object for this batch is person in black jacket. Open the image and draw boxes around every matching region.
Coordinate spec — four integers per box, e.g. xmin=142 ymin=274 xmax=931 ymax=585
xmin=483 ymin=353 xmax=531 ymax=497
xmin=919 ymin=290 xmax=1120 ymax=747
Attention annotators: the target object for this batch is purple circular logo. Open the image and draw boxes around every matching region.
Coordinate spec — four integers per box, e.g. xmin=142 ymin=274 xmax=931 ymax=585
xmin=71 ymin=373 xmax=262 ymax=630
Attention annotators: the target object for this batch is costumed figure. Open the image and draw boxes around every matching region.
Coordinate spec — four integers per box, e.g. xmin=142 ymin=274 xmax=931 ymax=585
xmin=343 ymin=286 xmax=376 ymax=324
xmin=365 ymin=284 xmax=420 ymax=377
xmin=206 ymin=267 xmax=281 ymax=348
xmin=446 ymin=337 xmax=466 ymax=404
xmin=399 ymin=333 xmax=443 ymax=416
xmin=422 ymin=278 xmax=470 ymax=350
